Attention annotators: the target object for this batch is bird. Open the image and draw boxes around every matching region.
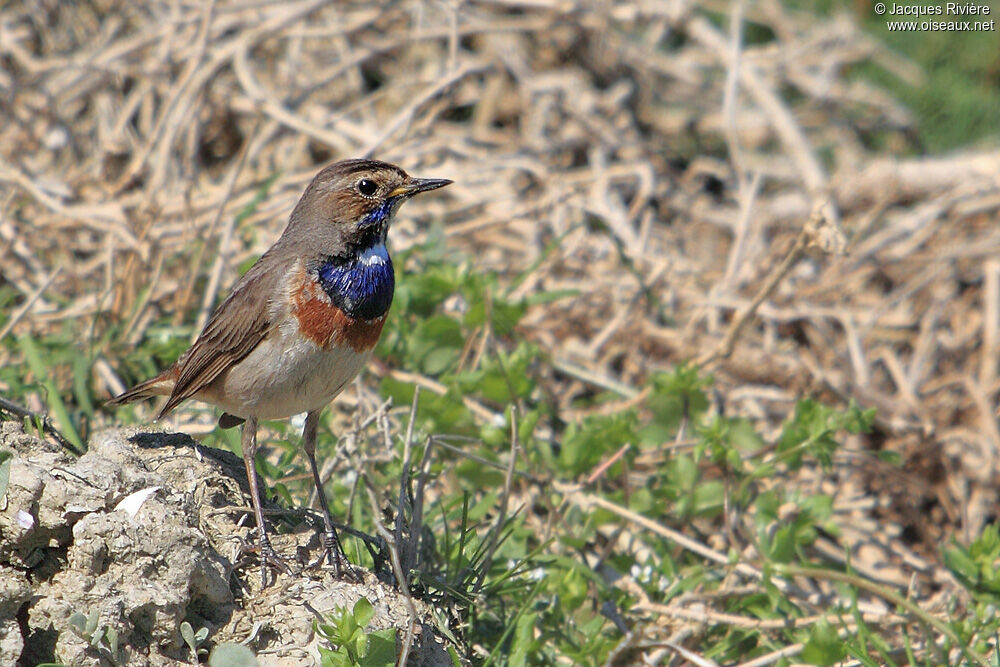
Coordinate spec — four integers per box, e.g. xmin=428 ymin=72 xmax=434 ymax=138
xmin=108 ymin=159 xmax=451 ymax=584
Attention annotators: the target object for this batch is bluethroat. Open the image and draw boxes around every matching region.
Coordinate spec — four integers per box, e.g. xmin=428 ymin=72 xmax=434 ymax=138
xmin=109 ymin=159 xmax=451 ymax=583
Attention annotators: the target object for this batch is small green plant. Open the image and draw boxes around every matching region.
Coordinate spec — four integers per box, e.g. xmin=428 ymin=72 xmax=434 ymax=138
xmin=315 ymin=598 xmax=397 ymax=667
xmin=207 ymin=643 xmax=258 ymax=667
xmin=67 ymin=609 xmax=122 ymax=666
xmin=775 ymin=398 xmax=875 ymax=470
xmin=0 ymin=449 xmax=11 ymax=498
xmin=180 ymin=620 xmax=210 ymax=663
xmin=945 ymin=523 xmax=1000 ymax=600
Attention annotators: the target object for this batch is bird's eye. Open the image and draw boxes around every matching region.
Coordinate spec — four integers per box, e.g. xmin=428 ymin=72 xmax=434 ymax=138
xmin=357 ymin=179 xmax=378 ymax=197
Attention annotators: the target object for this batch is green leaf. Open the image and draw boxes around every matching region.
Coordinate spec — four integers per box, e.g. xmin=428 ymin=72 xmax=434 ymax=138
xmin=464 ymin=296 xmax=526 ymax=337
xmin=0 ymin=450 xmax=12 ymax=499
xmin=180 ymin=621 xmax=196 ymax=650
xmin=339 ymin=610 xmax=358 ymax=642
xmin=380 ymin=378 xmax=475 ymax=434
xmin=645 ymin=365 xmax=711 ymax=436
xmin=319 ymin=648 xmax=351 ymax=667
xmin=766 ymin=524 xmax=797 ymax=563
xmin=422 ymin=347 xmax=459 ymax=375
xmin=944 ymin=544 xmax=979 ymax=583
xmin=728 ymin=417 xmax=766 ymax=454
xmin=944 ymin=523 xmax=1000 ymax=597
xmin=360 ymin=628 xmax=397 ymax=667
xmin=67 ymin=612 xmax=88 ymax=638
xmin=18 ymin=333 xmax=83 ymax=450
xmin=776 ymin=399 xmax=838 ymax=470
xmin=558 ymin=564 xmax=590 ymax=609
xmin=208 ymin=643 xmax=259 ymax=667
xmin=558 ymin=412 xmax=637 ymax=476
xmin=353 ymin=597 xmax=375 ymax=629
xmin=509 ymin=611 xmax=537 ymax=667
xmin=104 ymin=625 xmax=119 ymax=654
xmin=690 ymin=479 xmax=724 ymax=516
xmin=801 ymin=618 xmax=847 ymax=665
xmin=873 ymin=450 xmax=902 ymax=466
xmin=409 ymin=315 xmax=464 ymax=374
xmin=316 ymin=622 xmax=337 ymax=640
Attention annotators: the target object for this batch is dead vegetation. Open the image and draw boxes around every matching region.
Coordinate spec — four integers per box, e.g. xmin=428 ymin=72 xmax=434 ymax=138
xmin=2 ymin=0 xmax=1000 ymax=664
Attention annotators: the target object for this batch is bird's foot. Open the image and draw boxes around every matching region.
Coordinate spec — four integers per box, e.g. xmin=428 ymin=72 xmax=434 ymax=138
xmin=308 ymin=530 xmax=361 ymax=581
xmin=236 ymin=534 xmax=292 ymax=587
xmin=259 ymin=539 xmax=293 ymax=586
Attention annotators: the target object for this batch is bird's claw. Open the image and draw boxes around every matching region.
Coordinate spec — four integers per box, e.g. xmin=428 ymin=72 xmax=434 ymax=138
xmin=236 ymin=534 xmax=292 ymax=587
xmin=308 ymin=530 xmax=361 ymax=581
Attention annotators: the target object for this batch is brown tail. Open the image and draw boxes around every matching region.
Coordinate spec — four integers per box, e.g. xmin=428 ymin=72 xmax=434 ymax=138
xmin=106 ymin=368 xmax=177 ymax=411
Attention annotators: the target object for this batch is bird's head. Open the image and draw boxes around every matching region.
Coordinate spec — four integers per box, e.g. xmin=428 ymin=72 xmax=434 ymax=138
xmin=284 ymin=159 xmax=451 ymax=256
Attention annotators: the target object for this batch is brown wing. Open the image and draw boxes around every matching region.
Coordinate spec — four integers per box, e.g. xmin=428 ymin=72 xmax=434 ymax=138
xmin=156 ymin=260 xmax=280 ymax=419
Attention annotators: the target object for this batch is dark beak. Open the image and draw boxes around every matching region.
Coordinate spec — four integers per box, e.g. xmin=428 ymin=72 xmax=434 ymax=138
xmin=391 ymin=178 xmax=452 ymax=198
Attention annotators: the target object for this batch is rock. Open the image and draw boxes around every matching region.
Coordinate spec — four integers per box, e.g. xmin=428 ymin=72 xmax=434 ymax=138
xmin=0 ymin=422 xmax=458 ymax=665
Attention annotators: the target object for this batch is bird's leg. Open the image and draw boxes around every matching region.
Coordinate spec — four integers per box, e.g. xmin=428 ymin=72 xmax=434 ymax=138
xmin=303 ymin=409 xmax=355 ymax=578
xmin=240 ymin=415 xmax=290 ymax=586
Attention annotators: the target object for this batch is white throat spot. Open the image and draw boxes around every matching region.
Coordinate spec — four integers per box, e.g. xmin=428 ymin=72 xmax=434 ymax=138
xmin=357 ymin=243 xmax=389 ymax=267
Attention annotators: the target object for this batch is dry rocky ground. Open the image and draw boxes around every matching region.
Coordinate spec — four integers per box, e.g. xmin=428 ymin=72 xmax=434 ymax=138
xmin=1 ymin=421 xmax=455 ymax=665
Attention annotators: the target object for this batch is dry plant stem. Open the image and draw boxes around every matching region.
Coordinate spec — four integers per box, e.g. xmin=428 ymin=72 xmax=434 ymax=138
xmin=602 ymin=627 xmax=647 ymax=667
xmin=407 ymin=436 xmax=435 ymax=584
xmin=720 ymin=172 xmax=762 ymax=291
xmin=981 ymin=259 xmax=999 ymax=389
xmin=561 ymin=486 xmax=789 ymax=591
xmin=0 ymin=163 xmax=139 ymax=250
xmin=689 ymin=16 xmax=827 ymax=192
xmin=0 ymin=266 xmax=62 ymax=341
xmin=114 ymin=0 xmax=332 ymax=192
xmin=550 ymin=357 xmax=639 ymax=398
xmin=585 ymin=443 xmax=631 ymax=485
xmin=662 ymin=641 xmax=721 ymax=667
xmin=564 ymin=487 xmax=912 ymax=615
xmin=388 ymin=369 xmax=500 ymax=421
xmin=191 ymin=122 xmax=257 ymax=340
xmin=773 ymin=564 xmax=989 ymax=667
xmin=360 ymin=62 xmax=491 ymax=157
xmin=396 ymin=387 xmax=420 ymax=576
xmin=431 ymin=437 xmax=540 ymax=484
xmin=606 ymin=490 xmax=979 ymax=664
xmin=734 ymin=643 xmax=806 ymax=667
xmin=122 ymin=253 xmax=165 ymax=346
xmin=473 ymin=406 xmax=519 ymax=595
xmin=364 ymin=481 xmax=417 ymax=667
xmin=0 ymin=395 xmax=79 ymax=454
xmin=698 ymin=203 xmax=837 ymax=367
xmin=722 ymin=0 xmax=746 ymax=189
xmin=638 ymin=599 xmax=905 ymax=633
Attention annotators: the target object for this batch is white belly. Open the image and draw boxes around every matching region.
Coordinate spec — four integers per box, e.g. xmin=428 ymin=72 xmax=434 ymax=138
xmin=199 ymin=319 xmax=370 ymax=420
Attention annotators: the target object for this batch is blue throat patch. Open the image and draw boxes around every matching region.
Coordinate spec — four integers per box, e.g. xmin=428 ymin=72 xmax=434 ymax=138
xmin=317 ymin=243 xmax=395 ymax=321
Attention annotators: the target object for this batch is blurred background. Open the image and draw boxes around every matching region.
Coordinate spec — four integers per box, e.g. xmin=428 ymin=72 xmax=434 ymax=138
xmin=2 ymin=0 xmax=1000 ymax=663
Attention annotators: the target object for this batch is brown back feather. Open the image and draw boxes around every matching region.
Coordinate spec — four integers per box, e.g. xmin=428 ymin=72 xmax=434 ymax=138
xmin=155 ymin=257 xmax=280 ymax=419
